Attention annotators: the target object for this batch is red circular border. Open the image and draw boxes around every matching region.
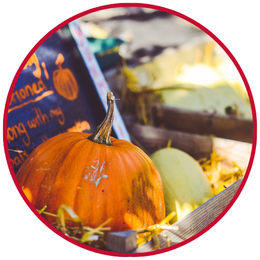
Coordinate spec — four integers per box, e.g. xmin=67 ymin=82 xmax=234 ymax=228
xmin=3 ymin=2 xmax=257 ymax=257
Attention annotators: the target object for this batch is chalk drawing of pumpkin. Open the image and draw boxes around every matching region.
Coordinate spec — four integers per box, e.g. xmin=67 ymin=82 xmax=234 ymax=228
xmin=53 ymin=53 xmax=79 ymax=101
xmin=67 ymin=120 xmax=91 ymax=132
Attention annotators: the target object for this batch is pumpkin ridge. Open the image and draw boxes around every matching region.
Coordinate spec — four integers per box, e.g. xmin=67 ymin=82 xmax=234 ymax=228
xmin=32 ymin=140 xmax=73 ymax=206
xmin=102 ymin=144 xmax=113 ymax=224
xmin=128 ymin=149 xmax=150 ymax=227
xmin=68 ymin=140 xmax=98 ymax=221
xmin=16 ymin=137 xmax=63 ymax=186
xmin=73 ymin=139 xmax=98 ymax=217
xmin=114 ymin=145 xmax=151 ymax=228
xmin=109 ymin=147 xmax=135 ymax=230
xmin=17 ymin=140 xmax=58 ymax=203
xmin=74 ymin=139 xmax=115 ymax=224
xmin=111 ymin=148 xmax=129 ymax=227
xmin=35 ymin=137 xmax=89 ymax=210
xmin=18 ymin=135 xmax=91 ymax=210
xmin=123 ymin=145 xmax=164 ymax=226
xmin=119 ymin=147 xmax=143 ymax=226
xmin=74 ymin=142 xmax=114 ymax=227
xmin=94 ymin=143 xmax=111 ymax=225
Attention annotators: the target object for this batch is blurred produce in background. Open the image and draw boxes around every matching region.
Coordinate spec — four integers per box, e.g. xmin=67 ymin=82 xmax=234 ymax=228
xmin=79 ymin=7 xmax=252 ymax=221
xmin=79 ymin=7 xmax=251 ymax=120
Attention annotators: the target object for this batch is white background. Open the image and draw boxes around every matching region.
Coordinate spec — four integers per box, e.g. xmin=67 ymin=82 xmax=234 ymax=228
xmin=1 ymin=0 xmax=259 ymax=259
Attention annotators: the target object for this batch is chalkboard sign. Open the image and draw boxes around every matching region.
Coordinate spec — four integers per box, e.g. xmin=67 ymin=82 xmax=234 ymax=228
xmin=7 ymin=20 xmax=130 ymax=174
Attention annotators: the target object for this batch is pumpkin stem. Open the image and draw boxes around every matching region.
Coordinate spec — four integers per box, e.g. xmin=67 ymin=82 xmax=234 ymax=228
xmin=55 ymin=53 xmax=64 ymax=70
xmin=88 ymin=92 xmax=115 ymax=145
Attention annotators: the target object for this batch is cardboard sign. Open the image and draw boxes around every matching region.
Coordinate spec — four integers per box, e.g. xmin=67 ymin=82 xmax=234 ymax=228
xmin=7 ymin=20 xmax=130 ymax=174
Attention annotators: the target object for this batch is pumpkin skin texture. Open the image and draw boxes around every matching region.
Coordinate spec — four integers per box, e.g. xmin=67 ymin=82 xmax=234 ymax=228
xmin=17 ymin=132 xmax=165 ymax=231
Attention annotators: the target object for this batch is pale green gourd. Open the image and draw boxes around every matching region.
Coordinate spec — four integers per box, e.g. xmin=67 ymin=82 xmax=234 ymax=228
xmin=151 ymin=147 xmax=213 ymax=223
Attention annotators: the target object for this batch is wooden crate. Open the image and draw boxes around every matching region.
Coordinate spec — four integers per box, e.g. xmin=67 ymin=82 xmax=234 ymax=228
xmin=104 ymin=114 xmax=252 ymax=253
xmin=123 ymin=120 xmax=252 ymax=170
xmin=152 ymin=104 xmax=253 ymax=143
xmin=133 ymin=177 xmax=242 ymax=253
xmin=105 ymin=178 xmax=242 ymax=253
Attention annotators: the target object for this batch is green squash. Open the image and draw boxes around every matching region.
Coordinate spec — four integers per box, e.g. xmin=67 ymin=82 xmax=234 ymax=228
xmin=160 ymin=84 xmax=252 ymax=119
xmin=151 ymin=147 xmax=213 ymax=223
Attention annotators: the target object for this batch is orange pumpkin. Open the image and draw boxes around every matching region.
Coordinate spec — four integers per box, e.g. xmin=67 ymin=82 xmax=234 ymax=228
xmin=17 ymin=92 xmax=165 ymax=231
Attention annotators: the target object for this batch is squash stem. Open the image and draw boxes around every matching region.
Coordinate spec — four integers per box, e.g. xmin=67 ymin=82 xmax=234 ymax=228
xmin=88 ymin=92 xmax=115 ymax=145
